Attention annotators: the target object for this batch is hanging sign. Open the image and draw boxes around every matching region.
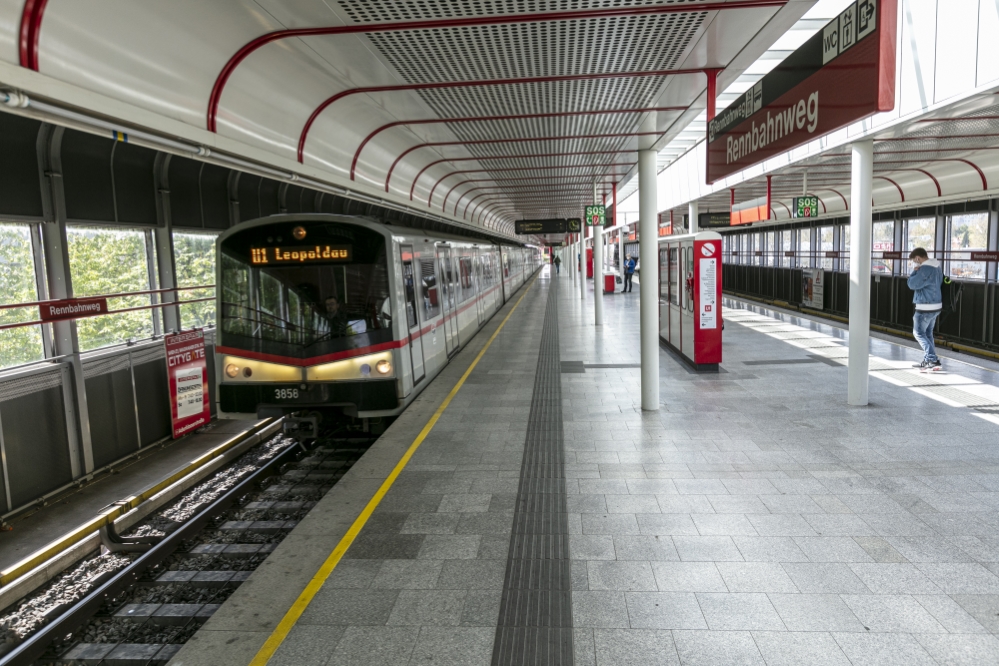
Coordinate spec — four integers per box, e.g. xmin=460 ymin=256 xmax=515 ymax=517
xmin=165 ymin=330 xmax=211 ymax=439
xmin=793 ymin=196 xmax=820 ymax=218
xmin=515 ymin=219 xmax=566 ymax=235
xmin=706 ymin=0 xmax=896 ymax=183
xmin=39 ymin=297 xmax=108 ymax=323
xmin=567 ymin=218 xmax=582 ymax=233
xmin=585 ymin=205 xmax=606 ymax=227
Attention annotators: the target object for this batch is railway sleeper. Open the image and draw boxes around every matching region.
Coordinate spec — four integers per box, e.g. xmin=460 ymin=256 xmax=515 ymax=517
xmin=114 ymin=602 xmax=220 ymax=625
xmin=153 ymin=570 xmax=252 ymax=587
xmin=58 ymin=641 xmax=182 ymax=665
xmin=184 ymin=543 xmax=278 ymax=557
xmin=244 ymin=500 xmax=313 ymax=511
xmin=218 ymin=519 xmax=298 ymax=533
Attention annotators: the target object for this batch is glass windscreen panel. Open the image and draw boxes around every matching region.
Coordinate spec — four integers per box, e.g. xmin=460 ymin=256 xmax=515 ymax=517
xmin=904 ymin=218 xmax=934 ymax=273
xmin=947 ymin=213 xmax=989 ymax=280
xmin=220 ymin=221 xmax=391 ymax=360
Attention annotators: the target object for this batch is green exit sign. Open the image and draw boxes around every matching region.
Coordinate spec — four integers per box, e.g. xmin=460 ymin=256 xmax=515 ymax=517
xmin=793 ymin=196 xmax=819 ymax=218
xmin=585 ymin=205 xmax=605 ymax=227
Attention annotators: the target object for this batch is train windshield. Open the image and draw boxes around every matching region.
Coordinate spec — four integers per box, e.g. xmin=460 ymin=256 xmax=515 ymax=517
xmin=219 ymin=221 xmax=392 ymax=359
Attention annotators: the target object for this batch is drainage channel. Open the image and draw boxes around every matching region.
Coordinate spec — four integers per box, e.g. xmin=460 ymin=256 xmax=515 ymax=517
xmin=0 ymin=427 xmax=377 ymax=666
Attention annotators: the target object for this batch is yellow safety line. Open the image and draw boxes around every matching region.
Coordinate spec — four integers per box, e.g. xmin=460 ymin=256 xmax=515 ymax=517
xmin=250 ymin=274 xmax=540 ymax=665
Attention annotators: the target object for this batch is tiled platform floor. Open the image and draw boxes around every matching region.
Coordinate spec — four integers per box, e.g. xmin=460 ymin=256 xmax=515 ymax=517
xmin=179 ymin=269 xmax=999 ymax=665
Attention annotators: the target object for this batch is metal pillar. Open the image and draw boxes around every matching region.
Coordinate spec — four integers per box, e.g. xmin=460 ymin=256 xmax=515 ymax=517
xmin=689 ymin=200 xmax=699 ymax=234
xmin=639 ymin=149 xmax=659 ymax=411
xmin=153 ymin=153 xmax=181 ymax=333
xmin=594 ymin=182 xmax=603 ymax=325
xmin=38 ymin=126 xmax=94 ymax=477
xmin=848 ymin=140 xmax=874 ymax=406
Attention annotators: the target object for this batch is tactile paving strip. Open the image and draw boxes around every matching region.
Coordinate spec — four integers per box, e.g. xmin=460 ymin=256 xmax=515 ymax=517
xmin=492 ymin=282 xmax=573 ymax=666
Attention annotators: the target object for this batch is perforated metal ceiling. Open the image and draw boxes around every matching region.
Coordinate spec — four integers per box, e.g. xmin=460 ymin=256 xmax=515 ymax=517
xmin=339 ymin=0 xmax=705 ymax=23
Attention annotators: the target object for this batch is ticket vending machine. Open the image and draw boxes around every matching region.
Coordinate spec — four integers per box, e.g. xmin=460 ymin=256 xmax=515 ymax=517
xmin=658 ymin=231 xmax=723 ymax=371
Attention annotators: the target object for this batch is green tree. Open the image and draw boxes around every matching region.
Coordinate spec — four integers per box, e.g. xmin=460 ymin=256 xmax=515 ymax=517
xmin=173 ymin=233 xmax=217 ymax=330
xmin=0 ymin=224 xmax=44 ymax=368
xmin=68 ymin=226 xmax=153 ymax=350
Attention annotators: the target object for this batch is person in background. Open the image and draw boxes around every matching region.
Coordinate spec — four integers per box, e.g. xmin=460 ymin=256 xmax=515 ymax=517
xmin=907 ymin=247 xmax=943 ymax=372
xmin=553 ymin=254 xmax=561 ymax=274
xmin=624 ymin=254 xmax=636 ymax=293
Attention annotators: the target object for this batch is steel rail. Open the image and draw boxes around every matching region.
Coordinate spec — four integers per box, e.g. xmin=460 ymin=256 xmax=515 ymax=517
xmin=0 ymin=438 xmax=301 ymax=666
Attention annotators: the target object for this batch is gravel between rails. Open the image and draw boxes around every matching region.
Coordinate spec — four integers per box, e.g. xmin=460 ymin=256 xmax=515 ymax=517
xmin=0 ymin=434 xmax=295 ymax=647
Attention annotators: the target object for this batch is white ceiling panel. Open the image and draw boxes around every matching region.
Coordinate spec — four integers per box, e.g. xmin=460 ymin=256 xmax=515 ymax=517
xmin=0 ymin=0 xmax=21 ymax=65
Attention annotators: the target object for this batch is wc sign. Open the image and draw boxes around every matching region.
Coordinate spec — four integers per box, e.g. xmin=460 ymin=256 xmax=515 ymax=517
xmin=823 ymin=0 xmax=879 ymax=64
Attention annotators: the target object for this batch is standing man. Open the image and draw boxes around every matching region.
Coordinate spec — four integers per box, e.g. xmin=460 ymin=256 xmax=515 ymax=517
xmin=553 ymin=253 xmax=561 ymax=274
xmin=624 ymin=254 xmax=636 ymax=293
xmin=907 ymin=247 xmax=943 ymax=372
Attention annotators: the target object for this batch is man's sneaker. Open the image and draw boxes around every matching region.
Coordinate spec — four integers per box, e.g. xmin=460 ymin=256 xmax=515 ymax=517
xmin=917 ymin=360 xmax=943 ymax=372
xmin=912 ymin=360 xmax=931 ymax=369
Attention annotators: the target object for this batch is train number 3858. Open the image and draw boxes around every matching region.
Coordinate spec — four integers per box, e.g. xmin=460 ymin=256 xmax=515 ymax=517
xmin=274 ymin=388 xmax=300 ymax=400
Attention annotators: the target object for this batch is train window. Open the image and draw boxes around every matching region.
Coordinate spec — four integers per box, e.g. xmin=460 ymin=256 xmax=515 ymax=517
xmin=669 ymin=247 xmax=680 ymax=307
xmin=458 ymin=257 xmax=474 ymax=302
xmin=419 ymin=258 xmax=440 ymax=319
xmin=401 ymin=255 xmax=419 ymax=329
xmin=219 ymin=223 xmax=392 ymax=356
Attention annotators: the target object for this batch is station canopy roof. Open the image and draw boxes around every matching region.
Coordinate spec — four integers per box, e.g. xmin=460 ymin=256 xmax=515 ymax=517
xmin=2 ymin=0 xmax=824 ymax=235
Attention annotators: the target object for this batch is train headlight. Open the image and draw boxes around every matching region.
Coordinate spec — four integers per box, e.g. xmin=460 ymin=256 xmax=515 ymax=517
xmin=243 ymin=367 xmax=253 ymax=378
xmin=225 ymin=364 xmax=240 ymax=378
xmin=376 ymin=360 xmax=392 ymax=375
xmin=360 ymin=363 xmax=371 ymax=377
xmin=292 ymin=225 xmax=307 ymax=240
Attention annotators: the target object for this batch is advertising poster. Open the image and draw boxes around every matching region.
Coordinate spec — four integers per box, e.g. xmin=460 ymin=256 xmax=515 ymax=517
xmin=165 ymin=330 xmax=211 ymax=439
xmin=699 ymin=254 xmax=718 ymax=330
xmin=802 ymin=268 xmax=825 ymax=310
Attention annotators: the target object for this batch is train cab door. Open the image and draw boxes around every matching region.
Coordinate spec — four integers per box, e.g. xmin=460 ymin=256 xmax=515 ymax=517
xmin=400 ymin=245 xmax=425 ymax=384
xmin=436 ymin=245 xmax=459 ymax=356
xmin=473 ymin=249 xmax=486 ymax=325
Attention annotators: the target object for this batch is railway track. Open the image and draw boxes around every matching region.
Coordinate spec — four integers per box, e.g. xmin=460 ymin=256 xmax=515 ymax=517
xmin=0 ymin=423 xmax=376 ymax=665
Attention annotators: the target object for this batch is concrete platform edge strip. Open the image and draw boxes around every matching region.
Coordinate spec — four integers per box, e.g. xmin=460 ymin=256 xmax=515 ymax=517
xmin=246 ymin=273 xmax=542 ymax=666
xmin=0 ymin=418 xmax=281 ymax=607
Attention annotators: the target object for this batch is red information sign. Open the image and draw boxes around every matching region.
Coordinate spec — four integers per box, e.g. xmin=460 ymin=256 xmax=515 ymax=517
xmin=39 ymin=297 xmax=108 ymax=323
xmin=881 ymin=251 xmax=903 ymax=260
xmin=165 ymin=330 xmax=211 ymax=439
xmin=971 ymin=251 xmax=999 ymax=262
xmin=707 ymin=0 xmax=897 ymax=183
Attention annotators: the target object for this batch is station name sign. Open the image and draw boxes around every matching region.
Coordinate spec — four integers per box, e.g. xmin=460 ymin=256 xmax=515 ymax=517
xmin=706 ymin=0 xmax=896 ymax=183
xmin=39 ymin=297 xmax=109 ymax=323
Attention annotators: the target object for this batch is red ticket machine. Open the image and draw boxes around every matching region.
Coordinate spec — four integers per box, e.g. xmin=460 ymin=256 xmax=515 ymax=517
xmin=658 ymin=231 xmax=722 ymax=371
xmin=586 ymin=248 xmax=593 ymax=278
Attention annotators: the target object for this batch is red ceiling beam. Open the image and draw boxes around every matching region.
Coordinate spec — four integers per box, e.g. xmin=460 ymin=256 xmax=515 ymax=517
xmin=455 ymin=184 xmax=612 ymax=217
xmin=427 ymin=162 xmax=635 ymax=207
xmin=387 ymin=131 xmax=660 ymax=192
xmin=353 ymin=105 xmax=685 ymax=181
xmin=874 ymin=176 xmax=905 ymax=202
xmin=18 ymin=0 xmax=48 ymax=70
xmin=206 ymin=1 xmax=785 ymax=131
xmin=303 ymin=70 xmax=706 ymax=163
xmin=434 ymin=149 xmax=638 ymax=210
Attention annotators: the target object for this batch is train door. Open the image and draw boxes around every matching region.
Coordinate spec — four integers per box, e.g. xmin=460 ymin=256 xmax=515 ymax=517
xmin=400 ymin=245 xmax=425 ymax=384
xmin=436 ymin=245 xmax=459 ymax=356
xmin=473 ymin=249 xmax=486 ymax=325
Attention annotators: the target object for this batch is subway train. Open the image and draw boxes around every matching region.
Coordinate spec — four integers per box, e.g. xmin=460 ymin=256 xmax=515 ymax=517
xmin=214 ymin=214 xmax=542 ymax=419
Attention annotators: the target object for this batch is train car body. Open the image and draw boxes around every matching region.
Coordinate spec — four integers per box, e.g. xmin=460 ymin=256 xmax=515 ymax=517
xmin=215 ymin=215 xmax=541 ymax=418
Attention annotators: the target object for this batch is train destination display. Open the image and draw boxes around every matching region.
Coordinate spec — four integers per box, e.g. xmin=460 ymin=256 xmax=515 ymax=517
xmin=250 ymin=245 xmax=353 ymax=265
xmin=706 ymin=0 xmax=896 ymax=183
xmin=515 ymin=219 xmax=568 ymax=235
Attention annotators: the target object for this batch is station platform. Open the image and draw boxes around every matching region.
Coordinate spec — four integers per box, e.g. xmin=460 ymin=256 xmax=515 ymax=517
xmin=175 ymin=268 xmax=999 ymax=666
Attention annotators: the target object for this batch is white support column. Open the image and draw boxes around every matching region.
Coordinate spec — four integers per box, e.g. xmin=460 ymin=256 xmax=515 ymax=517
xmin=848 ymin=139 xmax=874 ymax=406
xmin=594 ymin=182 xmax=603 ymax=325
xmin=639 ymin=149 xmax=659 ymax=411
xmin=689 ymin=200 xmax=699 ymax=234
